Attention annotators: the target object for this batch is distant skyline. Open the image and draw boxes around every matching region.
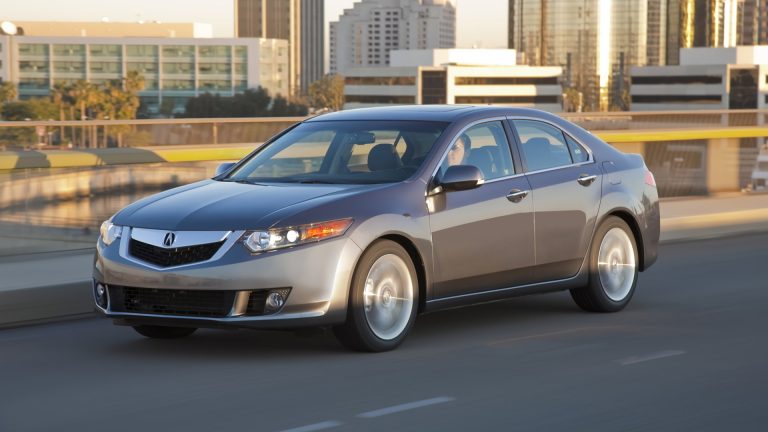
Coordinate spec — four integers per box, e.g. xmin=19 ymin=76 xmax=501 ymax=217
xmin=2 ymin=0 xmax=507 ymax=49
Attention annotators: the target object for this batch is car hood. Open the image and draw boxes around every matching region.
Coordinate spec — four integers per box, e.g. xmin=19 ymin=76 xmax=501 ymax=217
xmin=113 ymin=180 xmax=366 ymax=231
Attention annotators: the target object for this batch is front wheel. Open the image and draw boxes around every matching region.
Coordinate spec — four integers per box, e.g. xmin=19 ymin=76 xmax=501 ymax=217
xmin=132 ymin=325 xmax=197 ymax=339
xmin=571 ymin=216 xmax=639 ymax=312
xmin=333 ymin=240 xmax=418 ymax=352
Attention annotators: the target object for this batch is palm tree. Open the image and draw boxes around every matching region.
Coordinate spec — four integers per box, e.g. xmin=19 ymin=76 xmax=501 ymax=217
xmin=51 ymin=82 xmax=74 ymax=145
xmin=69 ymin=80 xmax=101 ymax=147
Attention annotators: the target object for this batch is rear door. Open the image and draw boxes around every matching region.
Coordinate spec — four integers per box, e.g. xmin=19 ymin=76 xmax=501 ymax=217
xmin=508 ymin=118 xmax=603 ymax=282
xmin=429 ymin=119 xmax=536 ymax=299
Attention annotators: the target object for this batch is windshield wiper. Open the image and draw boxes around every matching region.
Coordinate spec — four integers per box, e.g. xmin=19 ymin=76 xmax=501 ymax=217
xmin=220 ymin=178 xmax=268 ymax=185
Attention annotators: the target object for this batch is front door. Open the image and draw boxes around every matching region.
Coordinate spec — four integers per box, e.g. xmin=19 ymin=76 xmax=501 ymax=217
xmin=429 ymin=120 xmax=536 ymax=299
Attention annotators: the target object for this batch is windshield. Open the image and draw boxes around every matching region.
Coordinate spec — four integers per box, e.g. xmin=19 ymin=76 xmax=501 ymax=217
xmin=223 ymin=120 xmax=448 ymax=184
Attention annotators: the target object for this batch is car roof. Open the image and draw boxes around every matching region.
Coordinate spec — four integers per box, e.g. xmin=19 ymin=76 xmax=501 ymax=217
xmin=306 ymin=105 xmax=560 ymax=123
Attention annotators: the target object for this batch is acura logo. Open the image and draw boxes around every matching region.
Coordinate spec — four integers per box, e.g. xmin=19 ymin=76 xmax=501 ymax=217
xmin=163 ymin=232 xmax=176 ymax=247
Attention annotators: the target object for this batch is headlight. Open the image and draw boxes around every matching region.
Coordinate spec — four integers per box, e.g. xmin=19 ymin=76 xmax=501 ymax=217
xmin=99 ymin=219 xmax=123 ymax=246
xmin=242 ymin=218 xmax=353 ymax=253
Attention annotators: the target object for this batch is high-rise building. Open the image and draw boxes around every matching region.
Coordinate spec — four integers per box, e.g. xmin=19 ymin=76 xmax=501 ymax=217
xmin=510 ymin=0 xmax=652 ymax=111
xmin=236 ymin=0 xmax=301 ymax=95
xmin=330 ymin=0 xmax=456 ymax=76
xmin=300 ymin=0 xmax=324 ymax=93
xmin=667 ymin=0 xmax=748 ymax=64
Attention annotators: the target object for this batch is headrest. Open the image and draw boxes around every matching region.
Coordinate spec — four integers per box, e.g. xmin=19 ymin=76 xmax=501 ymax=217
xmin=368 ymin=143 xmax=402 ymax=171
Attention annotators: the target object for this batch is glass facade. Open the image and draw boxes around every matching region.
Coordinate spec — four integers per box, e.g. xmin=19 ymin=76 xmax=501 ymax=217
xmin=511 ymin=0 xmax=651 ymax=111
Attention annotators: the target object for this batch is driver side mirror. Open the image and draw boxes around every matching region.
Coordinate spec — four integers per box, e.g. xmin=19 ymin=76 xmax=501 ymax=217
xmin=215 ymin=162 xmax=236 ymax=177
xmin=437 ymin=165 xmax=484 ymax=192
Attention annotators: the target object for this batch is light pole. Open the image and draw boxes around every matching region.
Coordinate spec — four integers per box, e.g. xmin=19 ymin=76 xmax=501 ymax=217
xmin=1 ymin=21 xmax=19 ymax=96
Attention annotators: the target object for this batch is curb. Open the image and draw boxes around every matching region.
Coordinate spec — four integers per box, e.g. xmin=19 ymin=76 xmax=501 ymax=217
xmin=0 ymin=280 xmax=95 ymax=328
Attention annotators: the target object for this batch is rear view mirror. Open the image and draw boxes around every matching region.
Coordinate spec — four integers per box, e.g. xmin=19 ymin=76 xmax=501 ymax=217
xmin=350 ymin=132 xmax=376 ymax=145
xmin=438 ymin=165 xmax=484 ymax=191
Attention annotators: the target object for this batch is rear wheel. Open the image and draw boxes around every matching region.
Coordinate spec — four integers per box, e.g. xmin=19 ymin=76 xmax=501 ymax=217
xmin=132 ymin=325 xmax=197 ymax=339
xmin=571 ymin=216 xmax=638 ymax=312
xmin=333 ymin=240 xmax=418 ymax=352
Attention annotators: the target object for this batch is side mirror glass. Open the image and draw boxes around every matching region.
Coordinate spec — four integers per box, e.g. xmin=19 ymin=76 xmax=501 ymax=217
xmin=215 ymin=162 xmax=236 ymax=177
xmin=438 ymin=165 xmax=484 ymax=192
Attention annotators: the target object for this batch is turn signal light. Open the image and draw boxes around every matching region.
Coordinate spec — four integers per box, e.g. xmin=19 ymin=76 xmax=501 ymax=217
xmin=644 ymin=169 xmax=656 ymax=187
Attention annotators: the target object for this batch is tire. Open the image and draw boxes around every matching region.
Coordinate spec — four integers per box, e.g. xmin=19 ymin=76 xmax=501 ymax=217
xmin=571 ymin=216 xmax=639 ymax=312
xmin=333 ymin=240 xmax=419 ymax=352
xmin=132 ymin=325 xmax=197 ymax=339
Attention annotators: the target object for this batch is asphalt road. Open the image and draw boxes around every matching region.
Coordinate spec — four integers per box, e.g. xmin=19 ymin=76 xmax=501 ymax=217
xmin=2 ymin=233 xmax=767 ymax=432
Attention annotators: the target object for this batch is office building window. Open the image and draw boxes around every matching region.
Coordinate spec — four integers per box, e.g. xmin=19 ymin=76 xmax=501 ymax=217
xmin=126 ymin=45 xmax=158 ymax=57
xmin=90 ymin=45 xmax=121 ymax=57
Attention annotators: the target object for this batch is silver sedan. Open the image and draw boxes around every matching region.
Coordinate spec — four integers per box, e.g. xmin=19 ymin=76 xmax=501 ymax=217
xmin=93 ymin=106 xmax=660 ymax=351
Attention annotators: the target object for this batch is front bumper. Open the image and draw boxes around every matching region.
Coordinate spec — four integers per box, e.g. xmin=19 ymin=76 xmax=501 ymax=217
xmin=93 ymin=228 xmax=362 ymax=329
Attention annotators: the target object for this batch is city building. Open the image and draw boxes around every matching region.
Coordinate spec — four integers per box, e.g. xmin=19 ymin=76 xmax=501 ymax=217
xmin=343 ymin=49 xmax=562 ymax=112
xmin=667 ymin=0 xmax=745 ymax=65
xmin=236 ymin=0 xmax=301 ymax=95
xmin=330 ymin=0 xmax=456 ymax=76
xmin=507 ymin=0 xmax=768 ymax=111
xmin=2 ymin=21 xmax=213 ymax=38
xmin=631 ymin=46 xmax=767 ymax=193
xmin=300 ymin=0 xmax=324 ymax=93
xmin=630 ymin=46 xmax=768 ymax=111
xmin=0 ymin=35 xmax=289 ymax=116
xmin=509 ymin=0 xmax=651 ymax=112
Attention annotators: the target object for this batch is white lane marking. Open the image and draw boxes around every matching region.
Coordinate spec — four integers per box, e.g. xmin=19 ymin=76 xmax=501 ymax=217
xmin=357 ymin=396 xmax=455 ymax=419
xmin=619 ymin=350 xmax=686 ymax=366
xmin=278 ymin=420 xmax=343 ymax=432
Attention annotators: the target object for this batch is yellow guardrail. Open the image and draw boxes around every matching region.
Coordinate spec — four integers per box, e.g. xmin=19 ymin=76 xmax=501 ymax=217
xmin=0 ymin=144 xmax=257 ymax=170
xmin=596 ymin=127 xmax=768 ymax=143
xmin=1 ymin=126 xmax=767 ymax=170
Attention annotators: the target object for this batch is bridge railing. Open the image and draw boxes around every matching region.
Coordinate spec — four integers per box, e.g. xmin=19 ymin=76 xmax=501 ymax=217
xmin=1 ymin=109 xmax=766 ymax=256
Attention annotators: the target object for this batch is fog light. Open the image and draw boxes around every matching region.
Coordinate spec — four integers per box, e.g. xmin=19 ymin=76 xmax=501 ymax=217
xmin=267 ymin=292 xmax=285 ymax=309
xmin=94 ymin=282 xmax=108 ymax=310
xmin=264 ymin=288 xmax=290 ymax=314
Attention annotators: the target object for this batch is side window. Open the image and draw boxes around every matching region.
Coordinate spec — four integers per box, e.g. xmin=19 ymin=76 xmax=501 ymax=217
xmin=513 ymin=120 xmax=573 ymax=171
xmin=439 ymin=121 xmax=515 ymax=181
xmin=565 ymin=134 xmax=589 ymax=163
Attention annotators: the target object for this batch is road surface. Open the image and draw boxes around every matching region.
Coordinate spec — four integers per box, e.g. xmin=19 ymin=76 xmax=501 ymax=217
xmin=1 ymin=233 xmax=766 ymax=431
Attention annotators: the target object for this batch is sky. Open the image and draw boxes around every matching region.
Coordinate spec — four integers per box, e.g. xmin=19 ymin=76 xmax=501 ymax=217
xmin=1 ymin=0 xmax=508 ymax=49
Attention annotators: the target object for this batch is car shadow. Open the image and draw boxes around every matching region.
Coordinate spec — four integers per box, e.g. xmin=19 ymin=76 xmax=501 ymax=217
xmin=95 ymin=291 xmax=592 ymax=360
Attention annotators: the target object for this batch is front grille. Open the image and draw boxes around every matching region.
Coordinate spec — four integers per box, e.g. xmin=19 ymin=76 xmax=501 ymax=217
xmin=109 ymin=286 xmax=236 ymax=318
xmin=129 ymin=239 xmax=224 ymax=267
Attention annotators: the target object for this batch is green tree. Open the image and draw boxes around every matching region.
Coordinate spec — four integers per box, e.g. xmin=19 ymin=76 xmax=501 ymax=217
xmin=0 ymin=81 xmax=18 ymax=118
xmin=308 ymin=74 xmax=345 ymax=111
xmin=0 ymin=98 xmax=59 ymax=146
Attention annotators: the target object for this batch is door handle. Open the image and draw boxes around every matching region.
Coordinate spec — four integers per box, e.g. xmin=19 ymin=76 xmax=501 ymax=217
xmin=506 ymin=189 xmax=529 ymax=203
xmin=577 ymin=174 xmax=597 ymax=186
